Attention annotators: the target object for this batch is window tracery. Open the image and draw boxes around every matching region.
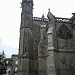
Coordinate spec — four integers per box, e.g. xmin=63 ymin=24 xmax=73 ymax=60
xmin=58 ymin=24 xmax=73 ymax=39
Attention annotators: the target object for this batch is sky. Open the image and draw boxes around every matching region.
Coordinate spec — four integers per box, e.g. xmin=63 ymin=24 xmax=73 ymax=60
xmin=0 ymin=0 xmax=75 ymax=57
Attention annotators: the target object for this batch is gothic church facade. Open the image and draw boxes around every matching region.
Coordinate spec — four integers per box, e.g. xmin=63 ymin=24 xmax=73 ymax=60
xmin=17 ymin=0 xmax=75 ymax=75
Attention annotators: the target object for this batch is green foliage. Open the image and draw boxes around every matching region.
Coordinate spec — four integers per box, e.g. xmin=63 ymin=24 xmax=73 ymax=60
xmin=5 ymin=58 xmax=12 ymax=66
xmin=2 ymin=50 xmax=5 ymax=59
xmin=0 ymin=50 xmax=6 ymax=74
xmin=5 ymin=58 xmax=12 ymax=61
xmin=0 ymin=50 xmax=6 ymax=61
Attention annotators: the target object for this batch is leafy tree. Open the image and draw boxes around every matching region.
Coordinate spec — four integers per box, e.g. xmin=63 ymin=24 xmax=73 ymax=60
xmin=0 ymin=50 xmax=6 ymax=74
xmin=0 ymin=52 xmax=2 ymax=61
xmin=0 ymin=50 xmax=5 ymax=62
xmin=2 ymin=50 xmax=6 ymax=59
xmin=5 ymin=58 xmax=12 ymax=66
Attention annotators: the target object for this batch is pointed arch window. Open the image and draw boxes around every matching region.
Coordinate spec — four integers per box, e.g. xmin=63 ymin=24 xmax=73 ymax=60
xmin=57 ymin=24 xmax=73 ymax=39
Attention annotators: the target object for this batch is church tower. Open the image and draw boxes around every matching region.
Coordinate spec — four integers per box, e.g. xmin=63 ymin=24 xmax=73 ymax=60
xmin=21 ymin=0 xmax=33 ymax=29
xmin=17 ymin=0 xmax=33 ymax=75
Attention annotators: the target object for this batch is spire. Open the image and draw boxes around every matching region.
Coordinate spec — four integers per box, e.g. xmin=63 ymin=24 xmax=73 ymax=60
xmin=41 ymin=14 xmax=46 ymax=27
xmin=47 ymin=8 xmax=55 ymax=21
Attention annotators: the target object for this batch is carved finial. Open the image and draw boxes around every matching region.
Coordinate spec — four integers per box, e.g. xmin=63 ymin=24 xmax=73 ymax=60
xmin=42 ymin=14 xmax=44 ymax=22
xmin=48 ymin=8 xmax=50 ymax=12
xmin=42 ymin=14 xmax=44 ymax=18
xmin=72 ymin=13 xmax=75 ymax=15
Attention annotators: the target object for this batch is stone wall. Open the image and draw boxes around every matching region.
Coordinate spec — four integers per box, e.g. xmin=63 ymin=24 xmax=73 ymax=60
xmin=11 ymin=54 xmax=18 ymax=73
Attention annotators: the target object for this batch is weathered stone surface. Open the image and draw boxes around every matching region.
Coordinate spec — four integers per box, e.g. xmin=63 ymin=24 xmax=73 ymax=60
xmin=11 ymin=54 xmax=18 ymax=73
xmin=17 ymin=0 xmax=75 ymax=75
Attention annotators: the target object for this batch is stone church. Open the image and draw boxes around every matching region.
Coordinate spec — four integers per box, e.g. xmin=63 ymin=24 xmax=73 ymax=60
xmin=17 ymin=0 xmax=75 ymax=75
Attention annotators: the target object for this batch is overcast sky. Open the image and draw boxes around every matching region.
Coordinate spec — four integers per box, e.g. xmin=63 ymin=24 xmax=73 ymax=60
xmin=0 ymin=0 xmax=75 ymax=57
